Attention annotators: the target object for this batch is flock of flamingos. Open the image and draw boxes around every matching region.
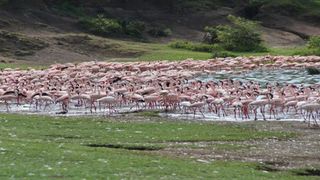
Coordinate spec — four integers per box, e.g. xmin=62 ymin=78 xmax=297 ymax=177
xmin=1 ymin=55 xmax=320 ymax=126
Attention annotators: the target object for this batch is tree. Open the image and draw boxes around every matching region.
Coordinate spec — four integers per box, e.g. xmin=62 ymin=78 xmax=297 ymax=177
xmin=204 ymin=15 xmax=265 ymax=52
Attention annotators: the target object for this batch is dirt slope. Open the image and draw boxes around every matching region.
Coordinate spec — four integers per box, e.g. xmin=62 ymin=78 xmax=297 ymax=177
xmin=0 ymin=1 xmax=319 ymax=65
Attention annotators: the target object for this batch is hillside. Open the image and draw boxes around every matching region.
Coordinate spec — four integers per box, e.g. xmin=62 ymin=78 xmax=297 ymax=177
xmin=0 ymin=0 xmax=320 ymax=66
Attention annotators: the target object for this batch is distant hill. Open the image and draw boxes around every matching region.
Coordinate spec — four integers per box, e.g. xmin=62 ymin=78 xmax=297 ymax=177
xmin=0 ymin=0 xmax=319 ymax=65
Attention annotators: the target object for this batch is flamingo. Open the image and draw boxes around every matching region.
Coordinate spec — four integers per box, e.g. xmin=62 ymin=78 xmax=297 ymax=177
xmin=97 ymin=96 xmax=118 ymax=115
xmin=0 ymin=95 xmax=17 ymax=112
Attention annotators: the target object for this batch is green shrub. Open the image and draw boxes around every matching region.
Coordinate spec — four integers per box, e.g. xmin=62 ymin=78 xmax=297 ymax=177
xmin=53 ymin=1 xmax=85 ymax=17
xmin=79 ymin=15 xmax=122 ymax=36
xmin=308 ymin=36 xmax=320 ymax=49
xmin=212 ymin=51 xmax=236 ymax=58
xmin=204 ymin=15 xmax=266 ymax=52
xmin=123 ymin=20 xmax=146 ymax=37
xmin=169 ymin=40 xmax=215 ymax=52
xmin=169 ymin=40 xmax=189 ymax=49
xmin=79 ymin=16 xmax=149 ymax=38
xmin=203 ymin=26 xmax=219 ymax=44
xmin=148 ymin=26 xmax=172 ymax=37
xmin=254 ymin=0 xmax=315 ymax=15
xmin=173 ymin=0 xmax=217 ymax=13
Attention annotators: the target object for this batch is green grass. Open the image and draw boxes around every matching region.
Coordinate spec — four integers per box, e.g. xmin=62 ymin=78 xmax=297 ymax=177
xmin=85 ymin=36 xmax=213 ymax=61
xmin=63 ymin=34 xmax=213 ymax=61
xmin=117 ymin=43 xmax=320 ymax=61
xmin=0 ymin=62 xmax=46 ymax=70
xmin=0 ymin=114 xmax=312 ymax=179
xmin=162 ymin=43 xmax=319 ymax=59
xmin=1 ymin=33 xmax=318 ymax=69
xmin=228 ymin=47 xmax=303 ymax=57
xmin=138 ymin=46 xmax=212 ymax=61
xmin=0 ymin=31 xmax=317 ymax=69
xmin=134 ymin=110 xmax=162 ymax=117
xmin=135 ymin=39 xmax=316 ymax=61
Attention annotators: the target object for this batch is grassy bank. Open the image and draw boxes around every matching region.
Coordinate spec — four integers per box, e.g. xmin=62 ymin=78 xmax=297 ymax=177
xmin=0 ymin=35 xmax=318 ymax=69
xmin=0 ymin=114 xmax=313 ymax=179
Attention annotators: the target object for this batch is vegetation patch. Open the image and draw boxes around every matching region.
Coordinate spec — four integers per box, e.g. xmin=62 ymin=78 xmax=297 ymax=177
xmin=79 ymin=15 xmax=149 ymax=38
xmin=293 ymin=48 xmax=320 ymax=56
xmin=52 ymin=1 xmax=85 ymax=17
xmin=45 ymin=134 xmax=83 ymax=139
xmin=173 ymin=0 xmax=220 ymax=13
xmin=0 ymin=30 xmax=48 ymax=57
xmin=135 ymin=110 xmax=162 ymax=118
xmin=294 ymin=168 xmax=320 ymax=176
xmin=138 ymin=46 xmax=212 ymax=61
xmin=308 ymin=36 xmax=320 ymax=49
xmin=55 ymin=34 xmax=149 ymax=57
xmin=255 ymin=161 xmax=289 ymax=172
xmin=169 ymin=15 xmax=267 ymax=57
xmin=0 ymin=114 xmax=311 ymax=179
xmin=148 ymin=25 xmax=172 ymax=37
xmin=204 ymin=15 xmax=266 ymax=52
xmin=79 ymin=15 xmax=123 ymax=37
xmin=258 ymin=0 xmax=320 ymax=16
xmin=169 ymin=40 xmax=216 ymax=52
xmin=123 ymin=20 xmax=146 ymax=38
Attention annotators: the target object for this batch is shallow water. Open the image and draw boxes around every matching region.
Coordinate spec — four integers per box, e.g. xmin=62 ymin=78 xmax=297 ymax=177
xmin=161 ymin=112 xmax=304 ymax=122
xmin=0 ymin=69 xmax=318 ymax=122
xmin=0 ymin=103 xmax=306 ymax=123
xmin=197 ymin=69 xmax=320 ymax=86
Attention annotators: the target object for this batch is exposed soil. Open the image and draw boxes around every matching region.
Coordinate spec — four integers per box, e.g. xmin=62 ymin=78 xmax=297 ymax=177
xmin=155 ymin=121 xmax=320 ymax=170
xmin=0 ymin=4 xmax=319 ymax=65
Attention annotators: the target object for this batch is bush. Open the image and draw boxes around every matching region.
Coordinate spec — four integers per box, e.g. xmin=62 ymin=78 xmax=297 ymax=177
xmin=79 ymin=16 xmax=149 ymax=38
xmin=308 ymin=36 xmax=320 ymax=49
xmin=212 ymin=51 xmax=236 ymax=58
xmin=79 ymin=15 xmax=122 ymax=36
xmin=257 ymin=0 xmax=307 ymax=15
xmin=173 ymin=0 xmax=217 ymax=13
xmin=169 ymin=40 xmax=215 ymax=52
xmin=169 ymin=40 xmax=189 ymax=49
xmin=148 ymin=26 xmax=172 ymax=37
xmin=123 ymin=20 xmax=146 ymax=37
xmin=53 ymin=1 xmax=85 ymax=17
xmin=204 ymin=15 xmax=266 ymax=52
xmin=203 ymin=26 xmax=219 ymax=44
